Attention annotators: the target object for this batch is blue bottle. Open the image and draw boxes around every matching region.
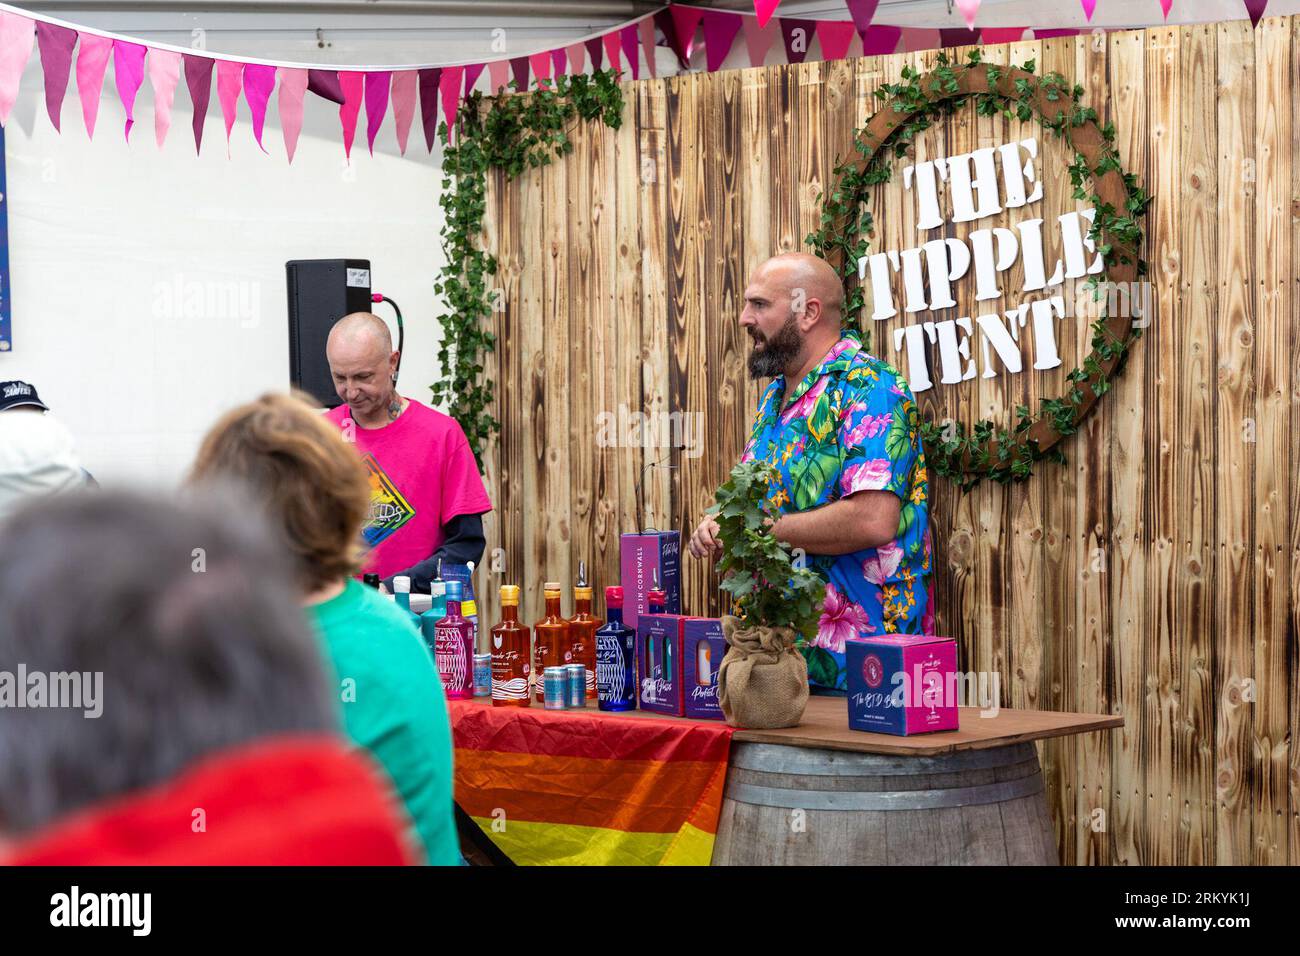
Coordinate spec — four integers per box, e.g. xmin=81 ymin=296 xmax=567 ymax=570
xmin=596 ymin=585 xmax=637 ymax=712
xmin=419 ymin=571 xmax=449 ymax=656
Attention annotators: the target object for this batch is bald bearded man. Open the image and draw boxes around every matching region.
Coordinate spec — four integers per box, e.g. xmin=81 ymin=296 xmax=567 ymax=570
xmin=689 ymin=254 xmax=934 ymax=693
xmin=324 ymin=312 xmax=491 ymax=592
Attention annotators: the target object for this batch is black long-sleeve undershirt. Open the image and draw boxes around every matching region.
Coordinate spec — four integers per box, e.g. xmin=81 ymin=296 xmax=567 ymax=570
xmin=383 ymin=512 xmax=487 ymax=594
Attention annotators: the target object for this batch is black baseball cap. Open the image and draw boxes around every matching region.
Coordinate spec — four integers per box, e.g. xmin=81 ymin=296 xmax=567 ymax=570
xmin=0 ymin=381 xmax=50 ymax=412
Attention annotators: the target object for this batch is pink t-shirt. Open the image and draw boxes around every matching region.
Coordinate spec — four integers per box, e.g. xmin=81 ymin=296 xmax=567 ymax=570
xmin=326 ymin=400 xmax=492 ymax=581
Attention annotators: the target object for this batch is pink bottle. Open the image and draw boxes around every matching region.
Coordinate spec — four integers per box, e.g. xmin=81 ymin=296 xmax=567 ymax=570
xmin=434 ymin=580 xmax=474 ymax=700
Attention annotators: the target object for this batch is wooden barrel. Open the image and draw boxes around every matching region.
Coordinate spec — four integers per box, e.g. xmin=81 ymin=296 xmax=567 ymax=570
xmin=711 ymin=741 xmax=1058 ymax=865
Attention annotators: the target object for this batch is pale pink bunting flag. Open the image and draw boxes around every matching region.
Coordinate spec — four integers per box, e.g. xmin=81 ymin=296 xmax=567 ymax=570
xmin=277 ymin=67 xmax=308 ymax=162
xmin=216 ymin=59 xmax=244 ymax=154
xmin=338 ymin=70 xmax=363 ymax=159
xmin=487 ymin=59 xmax=510 ymax=92
xmin=900 ymin=28 xmax=941 ymax=53
xmin=0 ymin=12 xmax=35 ymax=127
xmin=391 ymin=69 xmax=417 ymax=154
xmin=75 ymin=33 xmax=112 ymax=138
xmin=956 ymin=0 xmax=981 ymax=30
xmin=147 ymin=48 xmax=182 ymax=148
xmin=744 ymin=17 xmax=779 ymax=67
xmin=639 ymin=18 xmax=657 ymax=77
xmin=565 ymin=42 xmax=586 ymax=75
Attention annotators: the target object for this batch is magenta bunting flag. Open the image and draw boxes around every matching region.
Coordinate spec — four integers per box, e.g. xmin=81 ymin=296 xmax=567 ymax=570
xmin=439 ymin=65 xmax=464 ymax=138
xmin=307 ymin=69 xmax=344 ymax=105
xmin=621 ymin=25 xmax=640 ymax=80
xmin=550 ymin=48 xmax=567 ymax=81
xmin=1245 ymin=0 xmax=1268 ymax=25
xmin=845 ymin=0 xmax=881 ymax=35
xmin=182 ymin=54 xmax=212 ymax=153
xmin=216 ymin=59 xmax=244 ymax=153
xmin=1080 ymin=0 xmax=1097 ymax=19
xmin=337 ymin=70 xmax=363 ymax=159
xmin=602 ymin=31 xmax=622 ymax=75
xmin=528 ymin=51 xmax=552 ymax=87
xmin=112 ymin=41 xmax=147 ymax=141
xmin=981 ymin=27 xmax=1026 ymax=44
xmin=147 ymin=48 xmax=181 ymax=148
xmin=754 ymin=0 xmax=782 ymax=28
xmin=0 ymin=12 xmax=34 ymax=127
xmin=364 ymin=70 xmax=391 ymax=155
xmin=278 ymin=67 xmax=308 ymax=162
xmin=487 ymin=59 xmax=510 ymax=92
xmin=900 ymin=28 xmax=941 ymax=52
xmin=1160 ymin=0 xmax=1173 ymax=18
xmin=860 ymin=25 xmax=901 ymax=55
xmin=639 ymin=18 xmax=657 ymax=77
xmin=956 ymin=0 xmax=982 ymax=30
xmin=243 ymin=63 xmax=276 ymax=152
xmin=816 ymin=20 xmax=856 ymax=61
xmin=35 ymin=21 xmax=76 ymax=132
xmin=668 ymin=6 xmax=705 ymax=62
xmin=744 ymin=17 xmax=779 ymax=67
xmin=510 ymin=56 xmax=529 ymax=91
xmin=463 ymin=61 xmax=484 ymax=95
xmin=390 ymin=69 xmax=416 ymax=154
xmin=701 ymin=11 xmax=743 ymax=72
xmin=565 ymin=42 xmax=586 ymax=75
xmin=1033 ymin=28 xmax=1080 ymax=39
xmin=585 ymin=36 xmax=605 ymax=70
xmin=75 ymin=33 xmax=112 ymax=139
xmin=939 ymin=27 xmax=981 ymax=48
xmin=780 ymin=19 xmax=817 ymax=64
xmin=418 ymin=68 xmax=440 ymax=151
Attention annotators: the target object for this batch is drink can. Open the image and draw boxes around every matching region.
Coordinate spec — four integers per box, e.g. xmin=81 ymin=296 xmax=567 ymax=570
xmin=565 ymin=664 xmax=586 ymax=708
xmin=473 ymin=654 xmax=492 ymax=697
xmin=543 ymin=667 xmax=567 ymax=710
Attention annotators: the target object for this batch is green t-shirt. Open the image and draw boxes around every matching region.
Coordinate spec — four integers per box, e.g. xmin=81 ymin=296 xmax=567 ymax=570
xmin=308 ymin=579 xmax=459 ymax=865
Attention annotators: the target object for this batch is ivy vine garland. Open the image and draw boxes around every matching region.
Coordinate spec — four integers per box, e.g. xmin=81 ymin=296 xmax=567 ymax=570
xmin=806 ymin=49 xmax=1151 ymax=490
xmin=433 ymin=70 xmax=625 ymax=467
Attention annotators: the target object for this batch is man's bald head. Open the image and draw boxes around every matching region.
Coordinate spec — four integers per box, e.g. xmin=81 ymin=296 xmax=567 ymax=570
xmin=740 ymin=253 xmax=845 ymax=379
xmin=325 ymin=313 xmax=399 ymax=419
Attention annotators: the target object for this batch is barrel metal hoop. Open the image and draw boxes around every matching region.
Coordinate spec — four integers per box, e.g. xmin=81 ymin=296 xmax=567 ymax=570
xmin=725 ymin=771 xmax=1044 ymax=811
xmin=727 ymin=741 xmax=1037 ymax=777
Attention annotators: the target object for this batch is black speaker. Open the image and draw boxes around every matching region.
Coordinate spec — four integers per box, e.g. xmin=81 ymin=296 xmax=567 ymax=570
xmin=285 ymin=258 xmax=373 ymax=407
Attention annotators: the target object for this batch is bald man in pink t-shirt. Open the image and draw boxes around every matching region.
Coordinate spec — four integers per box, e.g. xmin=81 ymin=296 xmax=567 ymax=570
xmin=324 ymin=313 xmax=492 ymax=592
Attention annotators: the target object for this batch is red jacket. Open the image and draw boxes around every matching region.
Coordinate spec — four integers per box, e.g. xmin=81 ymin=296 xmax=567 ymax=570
xmin=4 ymin=735 xmax=420 ymax=865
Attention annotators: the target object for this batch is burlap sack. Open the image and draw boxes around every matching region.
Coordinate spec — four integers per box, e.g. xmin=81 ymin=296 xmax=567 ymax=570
xmin=717 ymin=615 xmax=809 ymax=729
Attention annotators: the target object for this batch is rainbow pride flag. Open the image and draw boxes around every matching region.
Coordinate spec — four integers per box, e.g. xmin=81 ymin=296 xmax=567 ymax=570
xmin=450 ymin=700 xmax=733 ymax=865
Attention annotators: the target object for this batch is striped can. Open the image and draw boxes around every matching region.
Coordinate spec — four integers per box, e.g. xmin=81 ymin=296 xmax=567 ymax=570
xmin=472 ymin=654 xmax=492 ymax=697
xmin=565 ymin=664 xmax=586 ymax=708
xmin=543 ymin=667 xmax=568 ymax=710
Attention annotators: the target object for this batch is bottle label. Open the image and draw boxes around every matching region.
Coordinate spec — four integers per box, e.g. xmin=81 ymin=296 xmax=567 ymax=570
xmin=435 ymin=624 xmax=470 ymax=692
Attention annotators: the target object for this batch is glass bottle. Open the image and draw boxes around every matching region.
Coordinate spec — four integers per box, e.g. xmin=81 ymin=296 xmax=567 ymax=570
xmin=433 ymin=580 xmax=474 ymax=700
xmin=567 ymin=561 xmax=599 ymax=701
xmin=532 ymin=582 xmax=569 ymax=703
xmin=490 ymin=585 xmax=531 ymax=707
xmin=596 ymin=586 xmax=637 ymax=712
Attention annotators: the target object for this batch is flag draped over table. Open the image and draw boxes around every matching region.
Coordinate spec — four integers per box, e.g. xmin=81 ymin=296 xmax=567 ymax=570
xmin=450 ymin=701 xmax=733 ymax=866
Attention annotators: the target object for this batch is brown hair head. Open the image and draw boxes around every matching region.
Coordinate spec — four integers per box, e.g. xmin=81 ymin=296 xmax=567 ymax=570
xmin=189 ymin=391 xmax=369 ymax=592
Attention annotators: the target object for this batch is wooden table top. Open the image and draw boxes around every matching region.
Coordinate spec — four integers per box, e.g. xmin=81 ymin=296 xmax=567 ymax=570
xmin=453 ymin=695 xmax=1124 ymax=757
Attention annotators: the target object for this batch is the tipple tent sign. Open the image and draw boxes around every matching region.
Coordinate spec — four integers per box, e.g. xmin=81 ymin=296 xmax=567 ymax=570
xmin=858 ymin=135 xmax=1118 ymax=394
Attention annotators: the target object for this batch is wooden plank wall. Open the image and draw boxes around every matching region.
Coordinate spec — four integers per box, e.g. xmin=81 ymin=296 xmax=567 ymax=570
xmin=477 ymin=18 xmax=1300 ymax=865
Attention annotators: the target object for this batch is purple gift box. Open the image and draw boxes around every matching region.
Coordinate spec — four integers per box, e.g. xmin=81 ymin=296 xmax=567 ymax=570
xmin=846 ymin=635 xmax=960 ymax=736
xmin=619 ymin=531 xmax=680 ymax=629
xmin=681 ymin=618 xmax=725 ymax=720
xmin=636 ymin=613 xmax=684 ymax=717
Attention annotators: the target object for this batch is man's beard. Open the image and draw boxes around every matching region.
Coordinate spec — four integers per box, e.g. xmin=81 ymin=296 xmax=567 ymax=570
xmin=747 ymin=315 xmax=803 ymax=379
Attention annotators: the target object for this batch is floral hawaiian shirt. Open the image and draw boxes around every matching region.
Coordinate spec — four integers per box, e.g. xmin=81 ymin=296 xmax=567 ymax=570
xmin=741 ymin=331 xmax=934 ymax=691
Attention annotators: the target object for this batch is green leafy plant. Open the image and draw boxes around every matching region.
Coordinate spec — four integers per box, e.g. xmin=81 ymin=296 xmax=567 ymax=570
xmin=707 ymin=460 xmax=826 ymax=643
xmin=433 ymin=70 xmax=625 ymax=468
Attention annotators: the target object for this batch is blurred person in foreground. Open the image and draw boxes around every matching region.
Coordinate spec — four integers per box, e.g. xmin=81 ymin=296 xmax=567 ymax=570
xmin=0 ymin=380 xmax=96 ymax=522
xmin=0 ymin=489 xmax=416 ymax=865
xmin=189 ymin=390 xmax=459 ymax=865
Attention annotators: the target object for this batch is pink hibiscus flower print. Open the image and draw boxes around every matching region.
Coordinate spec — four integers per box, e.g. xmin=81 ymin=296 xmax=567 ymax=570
xmin=861 ymin=541 xmax=904 ymax=586
xmin=921 ymin=601 xmax=936 ymax=635
xmin=780 ymin=377 xmax=829 ymax=425
xmin=842 ymin=411 xmax=893 ymax=447
xmin=815 ymin=582 xmax=874 ymax=654
xmin=841 ymin=458 xmax=892 ymax=495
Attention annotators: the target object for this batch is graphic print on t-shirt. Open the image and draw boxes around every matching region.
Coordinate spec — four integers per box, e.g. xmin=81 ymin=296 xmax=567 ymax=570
xmin=360 ymin=452 xmax=416 ymax=549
